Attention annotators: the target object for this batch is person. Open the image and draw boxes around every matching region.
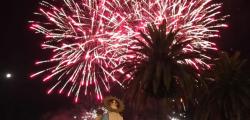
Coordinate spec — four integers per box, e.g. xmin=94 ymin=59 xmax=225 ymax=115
xmin=95 ymin=96 xmax=124 ymax=120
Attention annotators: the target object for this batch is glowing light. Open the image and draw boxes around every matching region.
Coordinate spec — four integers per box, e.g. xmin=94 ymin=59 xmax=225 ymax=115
xmin=5 ymin=73 xmax=12 ymax=79
xmin=171 ymin=118 xmax=180 ymax=120
xmin=74 ymin=107 xmax=107 ymax=120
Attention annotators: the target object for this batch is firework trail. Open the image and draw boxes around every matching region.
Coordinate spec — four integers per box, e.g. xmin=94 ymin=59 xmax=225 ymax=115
xmin=30 ymin=0 xmax=227 ymax=102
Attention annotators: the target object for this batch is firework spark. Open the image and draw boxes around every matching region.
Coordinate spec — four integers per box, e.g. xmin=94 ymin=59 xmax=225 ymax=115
xmin=76 ymin=107 xmax=107 ymax=120
xmin=30 ymin=0 xmax=227 ymax=102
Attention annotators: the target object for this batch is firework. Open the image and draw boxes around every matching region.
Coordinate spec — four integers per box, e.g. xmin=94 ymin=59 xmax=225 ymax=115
xmin=107 ymin=0 xmax=228 ymax=69
xmin=30 ymin=0 xmax=131 ymax=102
xmin=76 ymin=107 xmax=107 ymax=120
xmin=30 ymin=0 xmax=227 ymax=102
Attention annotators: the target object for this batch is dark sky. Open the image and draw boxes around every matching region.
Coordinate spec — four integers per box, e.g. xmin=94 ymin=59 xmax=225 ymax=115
xmin=0 ymin=0 xmax=250 ymax=120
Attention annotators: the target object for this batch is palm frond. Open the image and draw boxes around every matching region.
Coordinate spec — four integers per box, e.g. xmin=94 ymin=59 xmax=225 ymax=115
xmin=194 ymin=51 xmax=250 ymax=120
xmin=118 ymin=20 xmax=211 ymax=113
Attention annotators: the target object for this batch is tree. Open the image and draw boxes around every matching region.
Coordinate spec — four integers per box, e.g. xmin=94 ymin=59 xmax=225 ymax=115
xmin=194 ymin=52 xmax=250 ymax=120
xmin=118 ymin=20 xmax=209 ymax=119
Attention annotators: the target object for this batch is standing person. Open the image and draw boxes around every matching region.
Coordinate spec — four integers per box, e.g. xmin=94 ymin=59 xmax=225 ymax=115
xmin=100 ymin=96 xmax=124 ymax=120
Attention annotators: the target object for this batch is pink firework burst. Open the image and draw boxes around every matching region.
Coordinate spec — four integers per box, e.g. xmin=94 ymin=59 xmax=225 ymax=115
xmin=105 ymin=0 xmax=228 ymax=69
xmin=30 ymin=0 xmax=131 ymax=102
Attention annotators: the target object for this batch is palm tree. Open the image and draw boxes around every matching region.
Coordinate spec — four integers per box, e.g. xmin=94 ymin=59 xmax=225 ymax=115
xmin=194 ymin=52 xmax=250 ymax=120
xmin=118 ymin=20 xmax=210 ymax=118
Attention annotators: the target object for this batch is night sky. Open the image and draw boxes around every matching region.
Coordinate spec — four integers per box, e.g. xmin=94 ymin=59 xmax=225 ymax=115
xmin=0 ymin=0 xmax=250 ymax=120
